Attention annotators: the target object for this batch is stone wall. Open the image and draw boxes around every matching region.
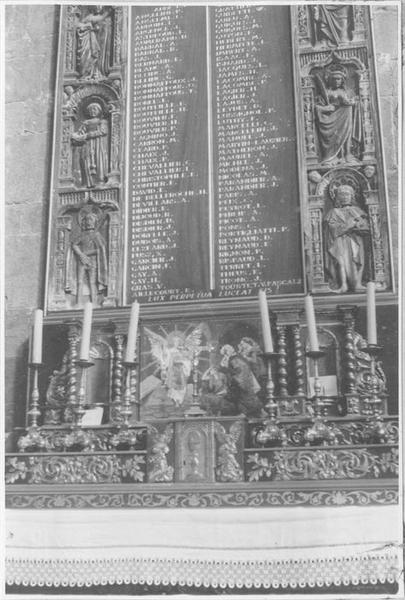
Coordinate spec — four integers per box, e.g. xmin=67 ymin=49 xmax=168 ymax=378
xmin=5 ymin=6 xmax=59 ymax=434
xmin=4 ymin=5 xmax=400 ymax=439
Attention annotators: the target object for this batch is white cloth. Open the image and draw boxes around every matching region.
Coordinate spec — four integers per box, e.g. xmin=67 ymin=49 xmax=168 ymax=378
xmin=6 ymin=505 xmax=402 ymax=589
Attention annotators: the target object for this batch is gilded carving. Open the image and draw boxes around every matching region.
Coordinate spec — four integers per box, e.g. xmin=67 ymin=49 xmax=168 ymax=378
xmin=5 ymin=488 xmax=399 ymax=510
xmin=5 ymin=454 xmax=146 ymax=485
xmin=43 ymin=353 xmax=70 ymax=425
xmin=214 ymin=421 xmax=243 ymax=483
xmin=148 ymin=425 xmax=174 ymax=483
xmin=247 ymin=447 xmax=398 ymax=482
xmin=353 ymin=331 xmax=387 ymax=399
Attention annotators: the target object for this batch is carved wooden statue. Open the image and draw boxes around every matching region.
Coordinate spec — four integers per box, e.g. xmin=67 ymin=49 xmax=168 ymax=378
xmin=315 ymin=65 xmax=362 ymax=165
xmin=72 ymin=102 xmax=109 ymax=188
xmin=324 ymin=184 xmax=369 ymax=293
xmin=76 ymin=6 xmax=112 ymax=80
xmin=65 ymin=205 xmax=108 ymax=305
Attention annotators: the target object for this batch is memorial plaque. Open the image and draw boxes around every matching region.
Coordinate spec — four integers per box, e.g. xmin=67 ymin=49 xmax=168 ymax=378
xmin=129 ymin=7 xmax=211 ymax=303
xmin=128 ymin=6 xmax=304 ymax=303
xmin=212 ymin=6 xmax=303 ymax=297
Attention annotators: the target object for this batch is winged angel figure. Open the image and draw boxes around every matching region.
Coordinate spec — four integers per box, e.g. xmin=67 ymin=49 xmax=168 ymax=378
xmin=144 ymin=326 xmax=203 ymax=407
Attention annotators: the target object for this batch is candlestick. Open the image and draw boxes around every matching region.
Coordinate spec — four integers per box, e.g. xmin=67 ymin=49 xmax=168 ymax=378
xmin=124 ymin=301 xmax=140 ymax=363
xmin=367 ymin=281 xmax=377 ymax=345
xmin=79 ymin=301 xmax=93 ymax=361
xmin=258 ymin=289 xmax=273 ymax=353
xmin=304 ymin=294 xmax=319 ymax=352
xmin=31 ymin=309 xmax=43 ymax=364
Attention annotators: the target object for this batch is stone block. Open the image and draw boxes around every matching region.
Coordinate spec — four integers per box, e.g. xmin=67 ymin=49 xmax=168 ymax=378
xmin=5 ymin=101 xmax=25 ymax=138
xmin=5 ymin=234 xmax=44 ymax=308
xmin=23 ymin=95 xmax=54 ymax=135
xmin=5 ymin=132 xmax=52 ymax=205
xmin=5 ymin=5 xmax=57 ymax=62
xmin=375 ymin=55 xmax=398 ymax=100
xmin=379 ymin=97 xmax=398 ymax=170
xmin=372 ymin=6 xmax=399 ymax=57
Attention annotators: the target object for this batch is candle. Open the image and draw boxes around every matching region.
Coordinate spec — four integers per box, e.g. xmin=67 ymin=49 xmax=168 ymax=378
xmin=79 ymin=301 xmax=93 ymax=361
xmin=258 ymin=290 xmax=273 ymax=353
xmin=125 ymin=301 xmax=140 ymax=362
xmin=31 ymin=309 xmax=43 ymax=364
xmin=367 ymin=281 xmax=377 ymax=345
xmin=305 ymin=295 xmax=319 ymax=352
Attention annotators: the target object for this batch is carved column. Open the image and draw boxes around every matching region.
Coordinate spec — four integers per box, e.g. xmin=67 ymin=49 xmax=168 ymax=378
xmin=64 ymin=6 xmax=78 ymax=76
xmin=276 ymin=325 xmax=289 ymax=397
xmin=301 ymin=75 xmax=318 ymax=163
xmin=53 ymin=215 xmax=72 ymax=307
xmin=112 ymin=333 xmax=124 ymax=424
xmin=353 ymin=7 xmax=367 ymax=45
xmin=109 ymin=105 xmax=122 ymax=185
xmin=292 ymin=324 xmax=305 ymax=396
xmin=66 ymin=325 xmax=80 ymax=423
xmin=339 ymin=307 xmax=359 ymax=413
xmin=365 ymin=190 xmax=387 ymax=290
xmin=308 ymin=196 xmax=329 ymax=292
xmin=112 ymin=7 xmax=124 ymax=71
xmin=104 ymin=212 xmax=120 ymax=308
xmin=59 ymin=114 xmax=75 ymax=186
xmin=297 ymin=6 xmax=310 ymax=45
xmin=358 ymin=71 xmax=375 ymax=161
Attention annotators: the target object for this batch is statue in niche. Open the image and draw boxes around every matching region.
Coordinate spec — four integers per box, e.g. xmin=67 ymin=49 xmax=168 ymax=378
xmin=76 ymin=6 xmax=112 ymax=80
xmin=324 ymin=184 xmax=370 ymax=293
xmin=310 ymin=6 xmax=354 ymax=47
xmin=65 ymin=204 xmax=108 ymax=306
xmin=71 ymin=102 xmax=109 ymax=188
xmin=314 ymin=65 xmax=362 ymax=166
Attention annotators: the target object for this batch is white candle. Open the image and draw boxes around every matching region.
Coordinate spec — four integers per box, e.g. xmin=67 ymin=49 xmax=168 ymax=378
xmin=305 ymin=295 xmax=319 ymax=352
xmin=31 ymin=309 xmax=43 ymax=364
xmin=79 ymin=301 xmax=93 ymax=361
xmin=125 ymin=301 xmax=140 ymax=362
xmin=367 ymin=281 xmax=377 ymax=345
xmin=258 ymin=290 xmax=273 ymax=353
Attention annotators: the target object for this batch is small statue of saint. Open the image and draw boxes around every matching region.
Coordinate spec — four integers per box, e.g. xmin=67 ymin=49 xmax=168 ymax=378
xmin=315 ymin=65 xmax=362 ymax=166
xmin=72 ymin=102 xmax=109 ymax=188
xmin=76 ymin=6 xmax=112 ymax=80
xmin=324 ymin=184 xmax=370 ymax=293
xmin=65 ymin=206 xmax=108 ymax=305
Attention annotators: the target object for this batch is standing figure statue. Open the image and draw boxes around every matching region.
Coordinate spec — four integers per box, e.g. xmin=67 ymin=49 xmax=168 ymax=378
xmin=310 ymin=5 xmax=354 ymax=47
xmin=72 ymin=102 xmax=109 ymax=188
xmin=66 ymin=206 xmax=108 ymax=305
xmin=324 ymin=184 xmax=369 ymax=293
xmin=76 ymin=6 xmax=112 ymax=80
xmin=315 ymin=65 xmax=362 ymax=166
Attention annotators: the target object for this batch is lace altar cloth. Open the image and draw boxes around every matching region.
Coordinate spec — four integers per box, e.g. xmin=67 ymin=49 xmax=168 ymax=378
xmin=6 ymin=505 xmax=401 ymax=589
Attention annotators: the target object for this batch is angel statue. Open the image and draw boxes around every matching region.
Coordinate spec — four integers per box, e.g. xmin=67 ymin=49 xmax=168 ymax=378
xmin=144 ymin=326 xmax=203 ymax=407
